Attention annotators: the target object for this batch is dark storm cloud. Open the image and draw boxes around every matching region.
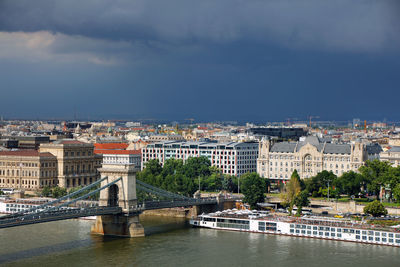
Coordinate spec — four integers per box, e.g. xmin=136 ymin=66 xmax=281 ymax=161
xmin=1 ymin=0 xmax=400 ymax=53
xmin=1 ymin=0 xmax=400 ymax=122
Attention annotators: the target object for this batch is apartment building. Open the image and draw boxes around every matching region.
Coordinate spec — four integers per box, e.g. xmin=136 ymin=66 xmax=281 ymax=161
xmin=142 ymin=141 xmax=258 ymax=177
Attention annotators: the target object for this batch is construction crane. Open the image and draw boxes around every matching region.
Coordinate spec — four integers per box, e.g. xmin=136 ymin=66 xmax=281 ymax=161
xmin=308 ymin=116 xmax=320 ymax=128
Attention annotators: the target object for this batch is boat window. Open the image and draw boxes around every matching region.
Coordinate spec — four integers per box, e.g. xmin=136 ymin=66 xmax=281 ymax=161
xmin=301 ymin=230 xmax=306 ymax=234
xmin=356 ymin=230 xmax=360 ymax=234
xmin=331 ymin=233 xmax=335 ymax=237
xmin=296 ymin=225 xmax=301 ymax=229
xmin=307 ymin=226 xmax=311 ymax=230
xmin=368 ymin=231 xmax=374 ymax=236
xmin=325 ymin=232 xmax=329 ymax=237
xmin=396 ymin=234 xmax=400 ymax=239
xmin=302 ymin=225 xmax=307 ymax=229
xmin=331 ymin=228 xmax=335 ymax=232
xmin=325 ymin=227 xmax=330 ymax=231
xmin=343 ymin=229 xmax=349 ymax=233
xmin=307 ymin=231 xmax=311 ymax=235
xmin=375 ymin=237 xmax=380 ymax=242
xmin=356 ymin=235 xmax=360 ymax=240
xmin=375 ymin=232 xmax=380 ymax=236
xmin=389 ymin=233 xmax=394 ymax=238
xmin=290 ymin=229 xmax=294 ymax=233
xmin=313 ymin=231 xmax=317 ymax=235
xmin=313 ymin=226 xmax=317 ymax=230
xmin=337 ymin=233 xmax=342 ymax=238
xmin=319 ymin=227 xmax=324 ymax=231
xmin=369 ymin=236 xmax=373 ymax=241
xmin=362 ymin=231 xmax=367 ymax=235
xmin=382 ymin=238 xmax=387 ymax=242
xmin=290 ymin=224 xmax=294 ymax=228
xmin=319 ymin=232 xmax=323 ymax=236
xmin=382 ymin=233 xmax=387 ymax=237
xmin=362 ymin=236 xmax=367 ymax=240
xmin=296 ymin=230 xmax=300 ymax=234
xmin=349 ymin=229 xmax=355 ymax=234
xmin=389 ymin=239 xmax=394 ymax=243
xmin=337 ymin=228 xmax=342 ymax=233
xmin=396 ymin=239 xmax=400 ymax=244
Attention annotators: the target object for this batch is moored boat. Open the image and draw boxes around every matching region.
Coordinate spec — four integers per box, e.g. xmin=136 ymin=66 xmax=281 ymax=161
xmin=190 ymin=210 xmax=400 ymax=247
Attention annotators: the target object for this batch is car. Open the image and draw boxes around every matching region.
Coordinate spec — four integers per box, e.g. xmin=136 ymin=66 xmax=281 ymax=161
xmin=321 ymin=211 xmax=328 ymax=215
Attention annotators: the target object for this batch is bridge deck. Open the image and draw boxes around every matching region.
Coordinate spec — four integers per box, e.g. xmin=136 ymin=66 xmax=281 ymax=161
xmin=0 ymin=207 xmax=122 ymax=229
xmin=0 ymin=198 xmax=218 ymax=229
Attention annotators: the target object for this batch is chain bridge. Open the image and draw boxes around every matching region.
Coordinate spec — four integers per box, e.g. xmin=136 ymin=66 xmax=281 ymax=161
xmin=0 ymin=164 xmax=222 ymax=237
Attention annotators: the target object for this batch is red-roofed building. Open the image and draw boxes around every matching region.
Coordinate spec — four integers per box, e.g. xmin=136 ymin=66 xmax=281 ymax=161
xmin=94 ymin=143 xmax=129 ymax=150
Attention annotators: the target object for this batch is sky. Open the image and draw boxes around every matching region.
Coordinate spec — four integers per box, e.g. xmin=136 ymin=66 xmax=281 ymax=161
xmin=0 ymin=0 xmax=399 ymax=123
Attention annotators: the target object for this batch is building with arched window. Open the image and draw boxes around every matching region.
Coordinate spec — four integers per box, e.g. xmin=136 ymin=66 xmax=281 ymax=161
xmin=257 ymin=136 xmax=374 ymax=182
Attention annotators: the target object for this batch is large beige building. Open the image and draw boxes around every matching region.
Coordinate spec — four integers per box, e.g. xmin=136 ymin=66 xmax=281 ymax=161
xmin=0 ymin=150 xmax=58 ymax=190
xmin=257 ymin=136 xmax=377 ymax=181
xmin=0 ymin=140 xmax=102 ymax=191
xmin=40 ymin=140 xmax=102 ymax=188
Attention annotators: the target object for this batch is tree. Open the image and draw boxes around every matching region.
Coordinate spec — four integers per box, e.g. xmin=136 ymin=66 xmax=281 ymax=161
xmin=359 ymin=160 xmax=392 ymax=200
xmin=281 ymin=172 xmax=302 ymax=214
xmin=294 ymin=190 xmax=310 ymax=216
xmin=364 ymin=200 xmax=388 ymax=217
xmin=0 ymin=189 xmax=4 ymax=195
xmin=183 ymin=156 xmax=211 ymax=178
xmin=52 ymin=187 xmax=67 ymax=198
xmin=392 ymin=183 xmax=400 ymax=203
xmin=305 ymin=170 xmax=337 ymax=197
xmin=336 ymin=171 xmax=364 ymax=197
xmin=41 ymin=186 xmax=51 ymax=197
xmin=240 ymin=172 xmax=267 ymax=210
xmin=291 ymin=170 xmax=305 ymax=190
xmin=222 ymin=175 xmax=236 ymax=192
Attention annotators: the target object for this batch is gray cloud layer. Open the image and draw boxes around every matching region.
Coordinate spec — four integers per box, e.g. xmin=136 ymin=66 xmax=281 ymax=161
xmin=1 ymin=0 xmax=399 ymax=53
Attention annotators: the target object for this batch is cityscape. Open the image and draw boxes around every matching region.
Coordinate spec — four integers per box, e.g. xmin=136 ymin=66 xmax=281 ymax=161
xmin=1 ymin=1 xmax=400 ymax=266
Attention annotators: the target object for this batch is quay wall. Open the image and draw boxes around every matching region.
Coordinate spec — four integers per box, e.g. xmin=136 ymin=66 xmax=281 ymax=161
xmin=311 ymin=200 xmax=400 ymax=215
xmin=267 ymin=196 xmax=400 ymax=215
xmin=142 ymin=199 xmax=237 ymax=218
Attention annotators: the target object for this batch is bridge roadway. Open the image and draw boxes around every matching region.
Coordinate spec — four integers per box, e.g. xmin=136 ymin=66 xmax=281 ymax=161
xmin=0 ymin=198 xmax=218 ymax=229
xmin=0 ymin=206 xmax=122 ymax=229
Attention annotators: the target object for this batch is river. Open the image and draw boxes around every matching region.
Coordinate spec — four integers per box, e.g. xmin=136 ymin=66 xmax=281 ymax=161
xmin=1 ymin=215 xmax=400 ymax=267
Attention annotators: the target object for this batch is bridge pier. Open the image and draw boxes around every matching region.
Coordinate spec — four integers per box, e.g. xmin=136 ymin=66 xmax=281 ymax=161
xmin=91 ymin=214 xmax=144 ymax=237
xmin=92 ymin=161 xmax=145 ymax=237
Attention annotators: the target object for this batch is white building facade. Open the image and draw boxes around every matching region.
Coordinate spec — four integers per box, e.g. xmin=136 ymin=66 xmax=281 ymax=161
xmin=142 ymin=141 xmax=259 ymax=177
xmin=257 ymin=136 xmax=379 ymax=181
xmin=102 ymin=151 xmax=141 ymax=170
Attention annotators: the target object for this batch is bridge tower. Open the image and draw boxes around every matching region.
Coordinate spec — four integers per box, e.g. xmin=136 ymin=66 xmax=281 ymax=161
xmin=91 ymin=154 xmax=144 ymax=237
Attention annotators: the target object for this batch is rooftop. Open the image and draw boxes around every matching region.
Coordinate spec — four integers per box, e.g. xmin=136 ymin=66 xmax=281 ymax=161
xmin=0 ymin=150 xmax=55 ymax=157
xmin=95 ymin=149 xmax=140 ymax=155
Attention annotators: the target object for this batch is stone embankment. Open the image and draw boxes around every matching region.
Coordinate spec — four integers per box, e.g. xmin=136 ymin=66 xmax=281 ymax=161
xmin=310 ymin=200 xmax=400 ymax=215
xmin=266 ymin=196 xmax=400 ymax=215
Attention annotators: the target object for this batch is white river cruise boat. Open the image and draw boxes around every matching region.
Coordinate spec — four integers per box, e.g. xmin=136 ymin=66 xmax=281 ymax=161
xmin=190 ymin=209 xmax=400 ymax=247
